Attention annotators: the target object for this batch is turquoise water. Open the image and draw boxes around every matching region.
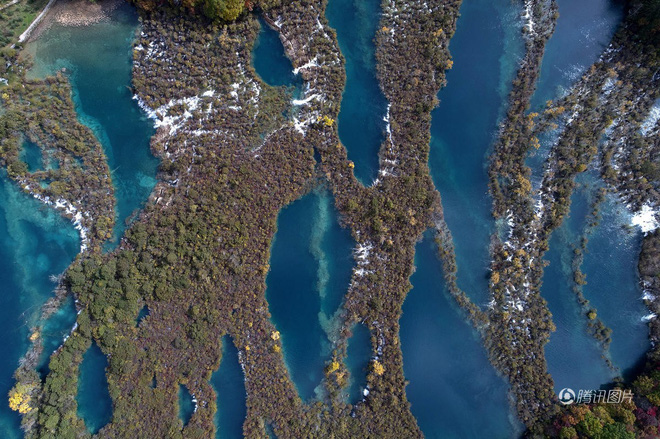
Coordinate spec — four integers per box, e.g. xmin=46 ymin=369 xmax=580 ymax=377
xmin=28 ymin=4 xmax=159 ymax=246
xmin=428 ymin=0 xmax=523 ymax=306
xmin=77 ymin=341 xmax=113 ymax=434
xmin=253 ymin=18 xmax=298 ymax=88
xmin=37 ymin=295 xmax=77 ymax=378
xmin=344 ymin=323 xmax=370 ymax=404
xmin=531 ymin=0 xmax=623 ymax=110
xmin=326 ymin=0 xmax=387 ymax=185
xmin=265 ymin=190 xmax=353 ymax=401
xmin=20 ymin=140 xmax=44 ymax=173
xmin=210 ymin=336 xmax=246 ymax=439
xmin=401 ymin=235 xmax=518 ymax=439
xmin=178 ymin=384 xmax=195 ymax=427
xmin=0 ymin=172 xmax=79 ymax=438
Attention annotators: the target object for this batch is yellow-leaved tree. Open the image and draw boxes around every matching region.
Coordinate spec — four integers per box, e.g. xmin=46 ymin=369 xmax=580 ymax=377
xmin=8 ymin=382 xmax=34 ymax=414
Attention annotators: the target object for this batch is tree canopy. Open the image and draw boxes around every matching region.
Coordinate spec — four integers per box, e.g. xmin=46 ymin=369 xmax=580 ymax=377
xmin=129 ymin=0 xmax=260 ymax=22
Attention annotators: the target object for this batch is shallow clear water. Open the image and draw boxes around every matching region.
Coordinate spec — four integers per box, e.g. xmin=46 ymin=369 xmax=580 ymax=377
xmin=0 ymin=172 xmax=79 ymax=438
xmin=428 ymin=0 xmax=523 ymax=306
xmin=210 ymin=336 xmax=246 ymax=439
xmin=28 ymin=4 xmax=159 ymax=247
xmin=401 ymin=235 xmax=519 ymax=439
xmin=265 ymin=190 xmax=353 ymax=401
xmin=326 ymin=0 xmax=388 ymax=185
xmin=344 ymin=323 xmax=370 ymax=404
xmin=77 ymin=341 xmax=113 ymax=434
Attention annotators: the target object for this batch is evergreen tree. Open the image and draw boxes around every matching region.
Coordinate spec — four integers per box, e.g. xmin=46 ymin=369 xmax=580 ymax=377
xmin=202 ymin=0 xmax=220 ymax=19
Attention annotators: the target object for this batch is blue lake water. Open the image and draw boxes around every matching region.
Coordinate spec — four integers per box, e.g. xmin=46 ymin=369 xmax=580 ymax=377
xmin=428 ymin=0 xmax=523 ymax=306
xmin=253 ymin=18 xmax=298 ymax=88
xmin=401 ymin=235 xmax=518 ymax=439
xmin=326 ymin=0 xmax=388 ymax=185
xmin=526 ymin=0 xmax=623 ymax=179
xmin=210 ymin=336 xmax=246 ymax=439
xmin=265 ymin=190 xmax=354 ymax=401
xmin=77 ymin=341 xmax=113 ymax=434
xmin=530 ymin=0 xmax=623 ymax=110
xmin=136 ymin=304 xmax=149 ymax=327
xmin=0 ymin=5 xmax=158 ymax=437
xmin=27 ymin=4 xmax=159 ymax=247
xmin=344 ymin=323 xmax=370 ymax=404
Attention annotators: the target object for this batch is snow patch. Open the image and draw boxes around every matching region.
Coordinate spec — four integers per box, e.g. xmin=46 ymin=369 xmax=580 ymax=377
xmin=631 ymin=204 xmax=659 ymax=234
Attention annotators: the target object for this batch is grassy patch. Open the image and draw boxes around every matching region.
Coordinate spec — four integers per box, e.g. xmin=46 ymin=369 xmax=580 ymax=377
xmin=0 ymin=0 xmax=49 ymax=47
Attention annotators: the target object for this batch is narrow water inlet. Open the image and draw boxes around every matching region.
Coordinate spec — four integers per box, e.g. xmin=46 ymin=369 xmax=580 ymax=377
xmin=210 ymin=336 xmax=246 ymax=439
xmin=178 ymin=384 xmax=195 ymax=427
xmin=325 ymin=0 xmax=388 ymax=185
xmin=77 ymin=341 xmax=113 ymax=434
xmin=541 ymin=213 xmax=616 ymax=392
xmin=579 ymin=186 xmax=650 ymax=379
xmin=530 ymin=0 xmax=624 ymax=110
xmin=265 ymin=190 xmax=353 ymax=401
xmin=525 ymin=0 xmax=624 ymax=177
